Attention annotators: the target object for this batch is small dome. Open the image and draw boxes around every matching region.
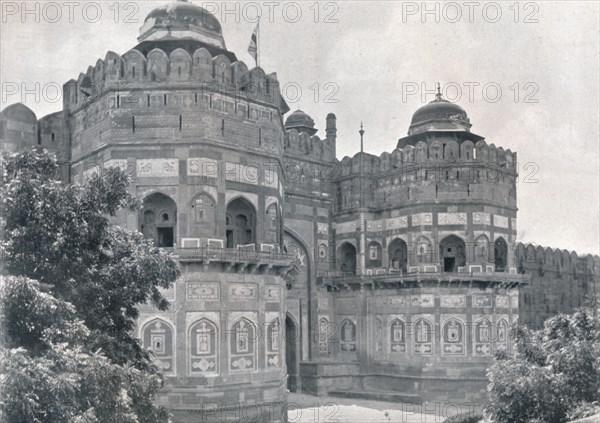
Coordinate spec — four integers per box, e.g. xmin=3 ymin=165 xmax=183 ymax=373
xmin=285 ymin=110 xmax=317 ymax=135
xmin=138 ymin=0 xmax=225 ymax=48
xmin=408 ymin=92 xmax=471 ymax=135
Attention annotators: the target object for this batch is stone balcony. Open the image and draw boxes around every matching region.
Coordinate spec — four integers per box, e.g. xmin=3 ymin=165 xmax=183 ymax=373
xmin=319 ymin=265 xmax=530 ymax=290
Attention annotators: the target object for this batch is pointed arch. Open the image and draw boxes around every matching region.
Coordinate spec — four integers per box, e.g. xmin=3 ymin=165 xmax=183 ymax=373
xmin=141 ymin=192 xmax=177 ymax=248
xmin=389 ymin=238 xmax=408 ymax=271
xmin=337 ymin=242 xmax=356 ymax=274
xmin=225 ymin=197 xmax=256 ymax=248
xmin=440 ymin=235 xmax=466 ymax=271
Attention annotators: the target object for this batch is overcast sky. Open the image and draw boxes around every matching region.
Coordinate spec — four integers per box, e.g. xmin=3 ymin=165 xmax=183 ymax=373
xmin=1 ymin=1 xmax=599 ymax=255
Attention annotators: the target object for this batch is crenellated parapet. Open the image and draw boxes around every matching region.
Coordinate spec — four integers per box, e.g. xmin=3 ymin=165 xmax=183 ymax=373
xmin=337 ymin=139 xmax=517 ymax=179
xmin=284 ymin=129 xmax=336 ymax=162
xmin=514 ymin=242 xmax=600 ymax=277
xmin=333 ymin=138 xmax=518 ymax=213
xmin=514 ymin=242 xmax=599 ymax=327
xmin=62 ymin=45 xmax=288 ymax=114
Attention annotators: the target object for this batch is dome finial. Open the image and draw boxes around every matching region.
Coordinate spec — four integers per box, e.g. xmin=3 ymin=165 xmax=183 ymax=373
xmin=436 ymin=82 xmax=443 ymax=101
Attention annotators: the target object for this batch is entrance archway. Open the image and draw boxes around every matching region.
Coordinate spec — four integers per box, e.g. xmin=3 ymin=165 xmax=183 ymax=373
xmin=225 ymin=197 xmax=256 ymax=248
xmin=141 ymin=193 xmax=177 ymax=248
xmin=439 ymin=235 xmax=466 ymax=272
xmin=285 ymin=314 xmax=299 ymax=392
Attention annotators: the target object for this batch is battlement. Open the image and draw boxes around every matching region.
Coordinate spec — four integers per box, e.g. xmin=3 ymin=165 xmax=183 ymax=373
xmin=62 ymin=46 xmax=288 ymax=114
xmin=515 ymin=242 xmax=600 ymax=275
xmin=284 ymin=129 xmax=336 ymax=162
xmin=337 ymin=139 xmax=517 ymax=180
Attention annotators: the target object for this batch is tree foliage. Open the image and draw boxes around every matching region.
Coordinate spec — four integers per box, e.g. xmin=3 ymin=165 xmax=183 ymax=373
xmin=486 ymin=307 xmax=600 ymax=423
xmin=0 ymin=150 xmax=181 ymax=422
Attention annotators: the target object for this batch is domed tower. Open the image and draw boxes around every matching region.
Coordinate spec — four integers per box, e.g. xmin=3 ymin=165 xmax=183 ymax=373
xmin=58 ymin=1 xmax=292 ymax=421
xmin=316 ymin=86 xmax=527 ymax=405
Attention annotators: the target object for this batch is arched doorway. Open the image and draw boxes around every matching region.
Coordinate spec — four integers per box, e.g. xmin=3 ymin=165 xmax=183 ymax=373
xmin=225 ymin=197 xmax=256 ymax=248
xmin=439 ymin=235 xmax=466 ymax=272
xmin=337 ymin=243 xmax=356 ymax=274
xmin=389 ymin=238 xmax=408 ymax=271
xmin=285 ymin=314 xmax=299 ymax=392
xmin=141 ymin=193 xmax=177 ymax=248
xmin=494 ymin=237 xmax=508 ymax=271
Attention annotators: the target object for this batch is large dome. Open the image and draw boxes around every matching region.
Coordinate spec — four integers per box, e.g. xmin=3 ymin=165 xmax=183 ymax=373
xmin=138 ymin=0 xmax=226 ymax=48
xmin=408 ymin=93 xmax=471 ymax=135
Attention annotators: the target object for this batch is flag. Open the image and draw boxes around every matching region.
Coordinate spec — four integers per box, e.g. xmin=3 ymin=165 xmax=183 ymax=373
xmin=248 ymin=22 xmax=259 ymax=65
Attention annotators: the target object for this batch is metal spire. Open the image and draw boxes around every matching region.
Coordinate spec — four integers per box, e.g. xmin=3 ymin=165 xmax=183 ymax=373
xmin=436 ymin=82 xmax=443 ymax=101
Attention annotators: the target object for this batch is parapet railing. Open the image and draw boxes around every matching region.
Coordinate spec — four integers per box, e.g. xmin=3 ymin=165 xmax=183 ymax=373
xmin=321 ymin=267 xmax=530 ymax=288
xmin=170 ymin=246 xmax=293 ymax=267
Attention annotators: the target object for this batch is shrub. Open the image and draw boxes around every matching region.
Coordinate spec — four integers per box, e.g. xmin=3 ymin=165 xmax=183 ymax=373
xmin=486 ymin=308 xmax=600 ymax=423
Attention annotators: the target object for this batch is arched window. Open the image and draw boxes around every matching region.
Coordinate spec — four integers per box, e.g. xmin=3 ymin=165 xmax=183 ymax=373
xmin=388 ymin=238 xmax=408 ymax=271
xmin=337 ymin=243 xmax=356 ymax=275
xmin=442 ymin=318 xmax=465 ymax=355
xmin=390 ymin=318 xmax=406 ymax=353
xmin=339 ymin=319 xmax=356 ymax=352
xmin=473 ymin=318 xmax=492 ymax=356
xmin=189 ymin=319 xmax=218 ymax=375
xmin=230 ymin=318 xmax=257 ymax=372
xmin=439 ymin=235 xmax=466 ymax=272
xmin=225 ymin=198 xmax=256 ymax=248
xmin=141 ymin=193 xmax=177 ymax=248
xmin=413 ymin=318 xmax=433 ymax=354
xmin=495 ymin=237 xmax=508 ymax=272
xmin=142 ymin=319 xmax=174 ymax=373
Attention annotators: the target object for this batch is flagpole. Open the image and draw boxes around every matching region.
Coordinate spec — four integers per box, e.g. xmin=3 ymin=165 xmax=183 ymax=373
xmin=257 ymin=19 xmax=261 ymax=68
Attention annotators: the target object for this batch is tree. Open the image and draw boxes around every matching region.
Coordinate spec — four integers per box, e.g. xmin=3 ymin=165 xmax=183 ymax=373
xmin=486 ymin=307 xmax=600 ymax=423
xmin=0 ymin=149 xmax=181 ymax=422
